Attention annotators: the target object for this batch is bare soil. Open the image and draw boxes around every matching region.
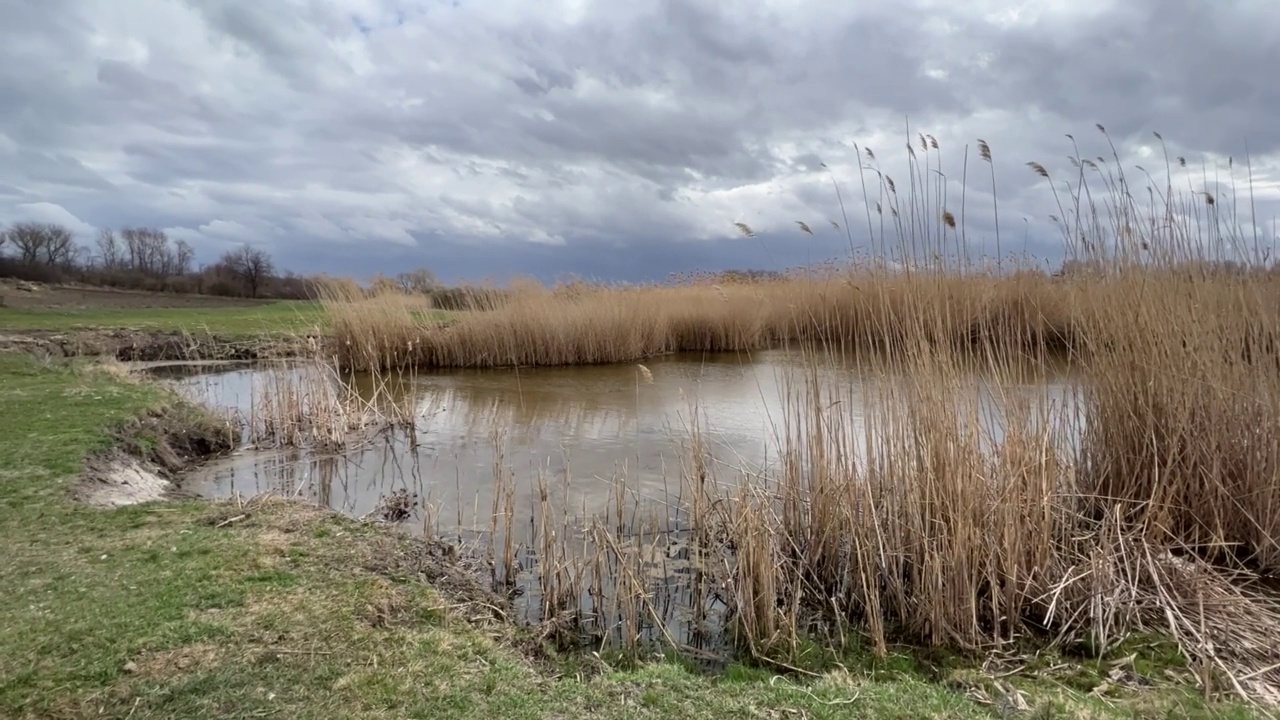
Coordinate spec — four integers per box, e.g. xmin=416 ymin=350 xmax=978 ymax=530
xmin=0 ymin=327 xmax=313 ymax=362
xmin=74 ymin=404 xmax=238 ymax=507
xmin=76 ymin=455 xmax=177 ymax=508
xmin=0 ymin=279 xmax=267 ymax=311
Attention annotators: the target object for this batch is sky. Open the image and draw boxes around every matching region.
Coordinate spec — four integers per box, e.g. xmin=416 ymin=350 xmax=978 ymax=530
xmin=1 ymin=0 xmax=1277 ymax=284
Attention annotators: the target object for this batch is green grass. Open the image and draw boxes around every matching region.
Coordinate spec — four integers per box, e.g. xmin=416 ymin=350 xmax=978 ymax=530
xmin=0 ymin=300 xmax=327 ymax=336
xmin=0 ymin=351 xmax=1264 ymax=718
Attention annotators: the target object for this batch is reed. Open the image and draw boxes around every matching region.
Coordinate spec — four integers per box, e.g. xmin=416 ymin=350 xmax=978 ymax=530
xmin=320 ymin=268 xmax=1084 ymax=371
xmin=248 ymin=361 xmax=364 ymax=450
xmin=247 ymin=357 xmax=416 ymax=450
xmin=325 ymin=126 xmax=1280 ymax=702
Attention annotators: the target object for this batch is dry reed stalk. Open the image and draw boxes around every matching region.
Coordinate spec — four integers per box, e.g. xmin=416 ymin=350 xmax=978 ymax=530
xmin=320 ymin=266 xmax=1081 ymax=372
xmin=248 ymin=361 xmax=373 ymax=450
xmin=334 ymin=130 xmax=1280 ymax=706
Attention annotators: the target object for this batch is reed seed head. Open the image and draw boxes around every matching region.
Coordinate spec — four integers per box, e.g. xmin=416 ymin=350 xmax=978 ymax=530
xmin=1027 ymin=161 xmax=1050 ymax=179
xmin=734 ymin=222 xmax=756 ymax=238
xmin=978 ymin=139 xmax=992 ymax=162
xmin=796 ymin=221 xmax=813 ymax=235
xmin=942 ymin=210 xmax=956 ymax=229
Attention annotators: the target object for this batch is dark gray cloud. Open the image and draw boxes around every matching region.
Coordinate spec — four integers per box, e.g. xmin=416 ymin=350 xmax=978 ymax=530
xmin=0 ymin=0 xmax=1276 ymax=281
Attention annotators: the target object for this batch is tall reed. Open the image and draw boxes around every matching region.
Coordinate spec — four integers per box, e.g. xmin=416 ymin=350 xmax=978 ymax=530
xmin=329 ymin=127 xmax=1280 ymax=701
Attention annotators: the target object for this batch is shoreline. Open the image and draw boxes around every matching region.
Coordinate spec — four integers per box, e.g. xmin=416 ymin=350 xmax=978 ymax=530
xmin=0 ymin=347 xmax=1269 ymax=717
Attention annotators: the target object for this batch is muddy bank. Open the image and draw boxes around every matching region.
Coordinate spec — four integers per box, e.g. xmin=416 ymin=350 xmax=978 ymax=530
xmin=73 ymin=391 xmax=509 ymax=620
xmin=74 ymin=403 xmax=238 ymax=507
xmin=0 ymin=328 xmax=317 ymax=362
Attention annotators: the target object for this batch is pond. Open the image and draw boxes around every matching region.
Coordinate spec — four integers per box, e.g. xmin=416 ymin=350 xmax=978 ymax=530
xmin=152 ymin=350 xmax=1082 ymax=652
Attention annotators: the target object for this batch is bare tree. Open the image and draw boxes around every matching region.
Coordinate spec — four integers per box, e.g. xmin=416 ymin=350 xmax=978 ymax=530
xmin=72 ymin=244 xmax=94 ymax=270
xmin=41 ymin=225 xmax=75 ymax=267
xmin=174 ymin=239 xmax=195 ymax=276
xmin=96 ymin=228 xmax=123 ymax=269
xmin=120 ymin=226 xmax=174 ymax=276
xmin=395 ymin=267 xmax=437 ymax=294
xmin=4 ymin=222 xmax=75 ymax=267
xmin=220 ymin=244 xmax=274 ymax=298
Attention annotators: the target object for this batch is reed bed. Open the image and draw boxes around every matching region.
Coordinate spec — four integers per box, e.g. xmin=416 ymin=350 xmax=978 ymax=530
xmin=247 ymin=358 xmax=418 ymax=450
xmin=312 ymin=127 xmax=1280 ymax=703
xmin=322 ymin=269 xmax=1082 ymax=371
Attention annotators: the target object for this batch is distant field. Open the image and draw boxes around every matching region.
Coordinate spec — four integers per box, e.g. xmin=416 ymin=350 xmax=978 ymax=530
xmin=0 ymin=282 xmax=460 ymax=336
xmin=0 ymin=300 xmax=328 ymax=336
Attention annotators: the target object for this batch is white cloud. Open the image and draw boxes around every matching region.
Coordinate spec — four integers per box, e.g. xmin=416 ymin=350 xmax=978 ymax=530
xmin=0 ymin=0 xmax=1277 ymax=278
xmin=12 ymin=202 xmax=97 ymax=237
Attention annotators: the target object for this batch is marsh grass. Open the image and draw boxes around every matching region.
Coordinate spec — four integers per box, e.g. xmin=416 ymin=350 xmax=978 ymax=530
xmin=322 ymin=269 xmax=1080 ymax=371
xmin=246 ymin=358 xmax=420 ymax=451
xmin=310 ymin=127 xmax=1280 ymax=705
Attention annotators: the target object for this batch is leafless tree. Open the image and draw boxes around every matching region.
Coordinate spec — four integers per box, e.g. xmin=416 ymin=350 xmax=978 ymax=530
xmin=96 ymin=228 xmax=123 ymax=269
xmin=4 ymin=222 xmax=76 ymax=267
xmin=174 ymin=239 xmax=195 ymax=276
xmin=41 ymin=225 xmax=75 ymax=267
xmin=395 ymin=267 xmax=437 ymax=294
xmin=221 ymin=244 xmax=274 ymax=298
xmin=120 ymin=226 xmax=178 ymax=276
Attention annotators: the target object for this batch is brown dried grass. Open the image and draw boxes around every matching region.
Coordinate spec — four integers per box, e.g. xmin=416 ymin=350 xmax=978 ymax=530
xmin=328 ymin=127 xmax=1280 ymax=703
xmin=322 ymin=269 xmax=1079 ymax=371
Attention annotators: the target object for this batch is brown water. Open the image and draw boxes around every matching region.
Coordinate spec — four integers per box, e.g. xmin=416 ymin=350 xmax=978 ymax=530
xmin=154 ymin=351 xmax=1081 ymax=650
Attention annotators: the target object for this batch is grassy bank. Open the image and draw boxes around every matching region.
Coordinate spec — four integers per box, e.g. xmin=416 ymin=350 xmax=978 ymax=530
xmin=0 ymin=352 xmax=1259 ymax=718
xmin=0 ymin=299 xmax=327 ymax=336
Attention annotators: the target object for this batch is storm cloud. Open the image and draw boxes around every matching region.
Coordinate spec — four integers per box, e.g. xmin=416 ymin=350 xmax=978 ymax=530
xmin=1 ymin=0 xmax=1276 ymax=282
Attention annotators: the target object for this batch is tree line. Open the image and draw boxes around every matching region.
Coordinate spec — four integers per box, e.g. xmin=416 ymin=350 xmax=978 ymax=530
xmin=0 ymin=221 xmax=308 ymax=299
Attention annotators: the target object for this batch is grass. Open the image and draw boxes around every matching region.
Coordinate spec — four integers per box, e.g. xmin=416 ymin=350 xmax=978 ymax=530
xmin=0 ymin=353 xmax=1260 ymax=718
xmin=0 ymin=300 xmax=328 ymax=336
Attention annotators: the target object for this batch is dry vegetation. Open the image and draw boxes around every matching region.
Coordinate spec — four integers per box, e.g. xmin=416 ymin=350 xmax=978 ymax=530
xmin=322 ymin=269 xmax=1084 ymax=371
xmin=313 ymin=127 xmax=1280 ymax=706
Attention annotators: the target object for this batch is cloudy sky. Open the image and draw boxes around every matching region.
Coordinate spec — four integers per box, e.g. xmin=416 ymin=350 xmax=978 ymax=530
xmin=1 ymin=0 xmax=1276 ymax=283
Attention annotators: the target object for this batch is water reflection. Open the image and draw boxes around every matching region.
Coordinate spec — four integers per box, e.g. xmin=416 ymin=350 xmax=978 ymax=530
xmin=159 ymin=352 xmax=1081 ymax=645
xmin=163 ymin=351 xmax=1080 ymax=537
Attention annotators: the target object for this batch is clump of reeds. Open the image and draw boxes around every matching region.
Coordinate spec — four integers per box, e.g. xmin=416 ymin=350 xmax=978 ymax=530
xmin=318 ymin=278 xmax=441 ymax=371
xmin=248 ymin=359 xmax=382 ymax=450
xmin=696 ymin=340 xmax=1087 ymax=656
